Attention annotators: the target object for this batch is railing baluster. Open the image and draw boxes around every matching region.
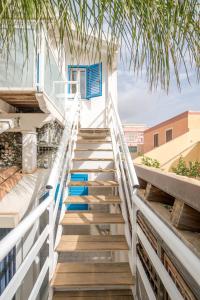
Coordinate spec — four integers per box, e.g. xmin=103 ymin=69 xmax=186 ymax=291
xmin=0 ymin=92 xmax=80 ymax=300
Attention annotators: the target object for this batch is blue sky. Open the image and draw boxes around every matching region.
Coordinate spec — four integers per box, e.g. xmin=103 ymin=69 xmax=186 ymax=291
xmin=118 ymin=67 xmax=200 ymax=127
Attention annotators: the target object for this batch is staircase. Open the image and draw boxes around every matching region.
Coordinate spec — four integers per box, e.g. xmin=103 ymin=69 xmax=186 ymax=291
xmin=0 ymin=95 xmax=198 ymax=300
xmin=51 ymin=128 xmax=135 ymax=299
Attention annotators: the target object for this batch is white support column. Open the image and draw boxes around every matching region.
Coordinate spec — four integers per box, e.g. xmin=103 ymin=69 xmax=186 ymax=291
xmin=22 ymin=130 xmax=37 ymax=174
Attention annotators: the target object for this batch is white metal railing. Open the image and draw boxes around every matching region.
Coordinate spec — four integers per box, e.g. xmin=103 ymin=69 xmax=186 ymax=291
xmin=106 ymin=94 xmax=139 ymax=281
xmin=0 ymin=93 xmax=80 ymax=300
xmin=106 ymin=94 xmax=192 ymax=300
xmin=52 ymin=80 xmax=79 ymax=101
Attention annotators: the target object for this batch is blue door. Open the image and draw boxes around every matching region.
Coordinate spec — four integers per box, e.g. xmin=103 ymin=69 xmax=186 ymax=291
xmin=67 ymin=173 xmax=88 ymax=210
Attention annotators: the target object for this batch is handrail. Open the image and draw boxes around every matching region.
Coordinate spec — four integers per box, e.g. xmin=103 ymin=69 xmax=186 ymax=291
xmin=46 ymin=92 xmax=79 ymax=191
xmin=107 ymin=94 xmax=200 ymax=298
xmin=0 ymin=92 xmax=80 ymax=299
xmin=0 ymin=197 xmax=51 ymax=262
xmin=107 ymin=94 xmax=139 ymax=188
xmin=106 ymin=94 xmax=139 ymax=278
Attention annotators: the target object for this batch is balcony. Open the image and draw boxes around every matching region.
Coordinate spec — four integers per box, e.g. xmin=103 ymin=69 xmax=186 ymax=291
xmin=0 ymin=27 xmax=69 ymax=122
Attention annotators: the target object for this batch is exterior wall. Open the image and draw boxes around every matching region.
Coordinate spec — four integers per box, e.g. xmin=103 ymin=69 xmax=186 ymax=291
xmin=143 ymin=111 xmax=190 ymax=153
xmin=188 ymin=112 xmax=200 ymax=130
xmin=135 ymin=129 xmax=200 ymax=171
xmin=64 ymin=44 xmax=117 ymax=128
xmin=123 ymin=124 xmax=147 ymax=157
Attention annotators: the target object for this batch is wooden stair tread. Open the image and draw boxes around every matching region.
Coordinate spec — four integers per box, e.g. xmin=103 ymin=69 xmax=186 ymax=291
xmin=56 ymin=235 xmax=128 ymax=252
xmin=78 ymin=134 xmax=109 ymax=138
xmin=61 ymin=213 xmax=124 ymax=225
xmin=73 ymin=158 xmax=113 ymax=161
xmin=53 ymin=290 xmax=133 ymax=299
xmin=68 ymin=180 xmax=118 ymax=187
xmin=79 ymin=128 xmax=110 ymax=132
xmin=75 ymin=149 xmax=113 ymax=151
xmin=77 ymin=140 xmax=112 ymax=144
xmin=70 ymin=168 xmax=116 ymax=173
xmin=64 ymin=195 xmax=120 ymax=204
xmin=51 ymin=262 xmax=134 ymax=288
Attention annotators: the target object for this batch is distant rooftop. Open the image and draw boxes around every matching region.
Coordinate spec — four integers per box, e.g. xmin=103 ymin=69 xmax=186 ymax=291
xmin=123 ymin=123 xmax=147 ymax=128
xmin=144 ymin=110 xmax=200 ymax=133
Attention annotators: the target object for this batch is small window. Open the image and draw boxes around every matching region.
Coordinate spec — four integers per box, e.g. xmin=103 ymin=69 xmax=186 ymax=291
xmin=129 ymin=146 xmax=137 ymax=153
xmin=68 ymin=63 xmax=102 ymax=99
xmin=166 ymin=129 xmax=173 ymax=142
xmin=153 ymin=133 xmax=159 ymax=148
xmin=69 ymin=67 xmax=87 ymax=98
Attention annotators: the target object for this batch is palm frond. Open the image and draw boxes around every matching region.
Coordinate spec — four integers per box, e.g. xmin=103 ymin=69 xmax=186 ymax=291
xmin=0 ymin=0 xmax=199 ymax=90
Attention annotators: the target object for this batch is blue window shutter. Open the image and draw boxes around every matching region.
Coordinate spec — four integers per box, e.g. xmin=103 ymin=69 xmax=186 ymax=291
xmin=86 ymin=63 xmax=102 ymax=99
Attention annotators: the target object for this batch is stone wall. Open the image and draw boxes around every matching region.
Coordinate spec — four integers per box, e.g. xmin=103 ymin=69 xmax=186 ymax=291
xmin=0 ymin=121 xmax=63 ymax=169
xmin=0 ymin=132 xmax=22 ymax=167
xmin=37 ymin=121 xmax=63 ymax=168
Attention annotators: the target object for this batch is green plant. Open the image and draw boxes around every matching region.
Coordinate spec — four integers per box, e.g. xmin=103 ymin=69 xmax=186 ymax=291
xmin=141 ymin=156 xmax=160 ymax=168
xmin=172 ymin=156 xmax=200 ymax=178
xmin=0 ymin=0 xmax=199 ymax=90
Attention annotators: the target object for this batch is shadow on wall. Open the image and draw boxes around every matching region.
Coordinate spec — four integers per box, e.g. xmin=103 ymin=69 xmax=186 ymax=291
xmin=80 ymin=101 xmax=106 ymax=128
xmin=134 ymin=130 xmax=200 ymax=172
xmin=167 ymin=142 xmax=200 ymax=171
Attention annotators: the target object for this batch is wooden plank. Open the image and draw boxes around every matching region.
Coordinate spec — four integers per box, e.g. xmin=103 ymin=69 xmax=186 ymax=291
xmin=163 ymin=253 xmax=196 ymax=300
xmin=136 ymin=209 xmax=200 ymax=298
xmin=0 ymin=172 xmax=23 ymax=200
xmin=171 ymin=199 xmax=200 ymax=232
xmin=73 ymin=158 xmax=113 ymax=161
xmin=135 ymin=164 xmax=200 ymax=213
xmin=54 ymin=262 xmax=131 ymax=273
xmin=78 ymin=134 xmax=109 ymax=138
xmin=70 ymin=168 xmax=116 ymax=173
xmin=76 ymin=140 xmax=112 ymax=144
xmin=0 ymin=90 xmax=35 ymax=95
xmin=53 ymin=290 xmax=133 ymax=300
xmin=145 ymin=183 xmax=174 ymax=205
xmin=0 ymin=90 xmax=39 ymax=107
xmin=54 ymin=290 xmax=132 ymax=297
xmin=75 ymin=149 xmax=113 ymax=151
xmin=51 ymin=273 xmax=133 ymax=288
xmin=79 ymin=128 xmax=110 ymax=132
xmin=58 ymin=235 xmax=127 ymax=242
xmin=61 ymin=213 xmax=124 ymax=225
xmin=0 ymin=166 xmax=20 ymax=180
xmin=137 ymin=196 xmax=200 ymax=260
xmin=56 ymin=235 xmax=128 ymax=252
xmin=68 ymin=180 xmax=118 ymax=187
xmin=51 ymin=263 xmax=134 ymax=288
xmin=64 ymin=195 xmax=120 ymax=204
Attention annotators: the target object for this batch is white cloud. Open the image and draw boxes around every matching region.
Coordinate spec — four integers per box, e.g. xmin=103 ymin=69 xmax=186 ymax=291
xmin=118 ymin=69 xmax=200 ymax=126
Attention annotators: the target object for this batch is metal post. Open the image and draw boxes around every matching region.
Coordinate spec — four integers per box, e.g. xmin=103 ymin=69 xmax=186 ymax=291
xmin=48 ymin=197 xmax=54 ymax=280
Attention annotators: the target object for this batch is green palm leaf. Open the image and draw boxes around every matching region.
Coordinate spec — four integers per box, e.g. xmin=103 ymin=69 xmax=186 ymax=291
xmin=0 ymin=0 xmax=199 ymax=90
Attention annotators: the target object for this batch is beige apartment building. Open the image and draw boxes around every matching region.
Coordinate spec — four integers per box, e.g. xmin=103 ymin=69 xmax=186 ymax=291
xmin=143 ymin=111 xmax=200 ymax=153
xmin=123 ymin=123 xmax=147 ymax=157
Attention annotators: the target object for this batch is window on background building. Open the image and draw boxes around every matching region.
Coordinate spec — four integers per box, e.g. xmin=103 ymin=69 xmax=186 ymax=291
xmin=129 ymin=146 xmax=137 ymax=153
xmin=153 ymin=133 xmax=159 ymax=147
xmin=166 ymin=129 xmax=173 ymax=142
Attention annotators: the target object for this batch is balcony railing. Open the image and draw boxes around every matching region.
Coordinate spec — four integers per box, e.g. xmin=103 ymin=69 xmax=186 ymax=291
xmin=0 ymin=27 xmax=75 ymax=119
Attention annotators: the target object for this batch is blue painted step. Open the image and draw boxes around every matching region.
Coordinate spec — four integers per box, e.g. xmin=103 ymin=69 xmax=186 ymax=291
xmin=67 ymin=173 xmax=89 ymax=211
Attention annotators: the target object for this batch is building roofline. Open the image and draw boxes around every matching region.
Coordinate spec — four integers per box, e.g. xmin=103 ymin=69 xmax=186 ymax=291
xmin=122 ymin=123 xmax=147 ymax=127
xmin=144 ymin=111 xmax=200 ymax=133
